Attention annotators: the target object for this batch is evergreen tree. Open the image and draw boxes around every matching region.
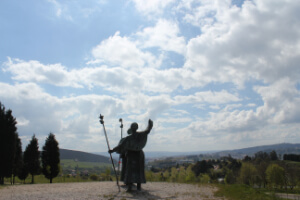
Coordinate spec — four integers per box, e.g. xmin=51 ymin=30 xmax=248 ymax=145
xmin=12 ymin=133 xmax=23 ymax=184
xmin=18 ymin=155 xmax=29 ymax=184
xmin=41 ymin=133 xmax=60 ymax=183
xmin=24 ymin=135 xmax=40 ymax=184
xmin=0 ymin=102 xmax=6 ymax=184
xmin=0 ymin=102 xmax=5 ymax=184
xmin=0 ymin=102 xmax=18 ymax=185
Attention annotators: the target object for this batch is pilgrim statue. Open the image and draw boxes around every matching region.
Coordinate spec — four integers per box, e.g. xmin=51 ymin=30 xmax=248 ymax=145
xmin=109 ymin=119 xmax=153 ymax=192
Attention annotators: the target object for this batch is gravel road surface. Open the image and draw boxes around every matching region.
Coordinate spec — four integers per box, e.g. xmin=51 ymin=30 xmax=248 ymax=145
xmin=0 ymin=182 xmax=224 ymax=200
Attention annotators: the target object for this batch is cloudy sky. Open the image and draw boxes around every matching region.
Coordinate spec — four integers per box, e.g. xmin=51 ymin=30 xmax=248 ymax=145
xmin=1 ymin=0 xmax=300 ymax=153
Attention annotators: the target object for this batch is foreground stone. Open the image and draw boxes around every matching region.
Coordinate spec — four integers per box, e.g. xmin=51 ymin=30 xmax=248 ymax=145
xmin=0 ymin=182 xmax=224 ymax=200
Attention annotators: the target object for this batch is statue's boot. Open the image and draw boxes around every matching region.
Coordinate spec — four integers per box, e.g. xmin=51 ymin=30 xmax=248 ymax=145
xmin=137 ymin=183 xmax=141 ymax=191
xmin=126 ymin=184 xmax=133 ymax=192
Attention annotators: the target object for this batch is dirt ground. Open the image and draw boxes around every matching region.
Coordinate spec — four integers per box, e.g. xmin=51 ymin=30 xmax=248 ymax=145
xmin=0 ymin=182 xmax=225 ymax=200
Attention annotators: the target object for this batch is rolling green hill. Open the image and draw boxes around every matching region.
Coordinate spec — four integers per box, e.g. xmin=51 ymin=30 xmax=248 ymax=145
xmin=60 ymin=148 xmax=112 ymax=163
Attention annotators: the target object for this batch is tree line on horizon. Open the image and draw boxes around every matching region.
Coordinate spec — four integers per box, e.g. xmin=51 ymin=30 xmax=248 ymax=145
xmin=0 ymin=101 xmax=60 ymax=184
xmin=147 ymin=150 xmax=300 ymax=190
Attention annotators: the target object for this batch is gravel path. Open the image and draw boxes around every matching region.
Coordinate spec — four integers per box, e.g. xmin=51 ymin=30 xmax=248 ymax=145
xmin=0 ymin=182 xmax=224 ymax=200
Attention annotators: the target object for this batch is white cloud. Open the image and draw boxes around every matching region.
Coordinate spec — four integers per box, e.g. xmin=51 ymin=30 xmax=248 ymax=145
xmin=91 ymin=32 xmax=162 ymax=69
xmin=4 ymin=57 xmax=214 ymax=93
xmin=47 ymin=0 xmax=73 ymax=21
xmin=184 ymin=0 xmax=300 ymax=88
xmin=0 ymin=82 xmax=126 ymax=151
xmin=131 ymin=0 xmax=175 ymax=17
xmin=0 ymin=81 xmax=177 ymax=151
xmin=255 ymin=78 xmax=300 ymax=124
xmin=171 ymin=78 xmax=300 ymax=149
xmin=174 ymin=90 xmax=241 ymax=105
xmin=178 ymin=0 xmax=232 ymax=28
xmin=136 ymin=19 xmax=186 ymax=55
xmin=3 ymin=58 xmax=82 ymax=88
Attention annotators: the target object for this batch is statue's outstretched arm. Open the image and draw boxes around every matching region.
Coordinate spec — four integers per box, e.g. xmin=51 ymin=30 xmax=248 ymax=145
xmin=108 ymin=137 xmax=127 ymax=154
xmin=138 ymin=119 xmax=153 ymax=135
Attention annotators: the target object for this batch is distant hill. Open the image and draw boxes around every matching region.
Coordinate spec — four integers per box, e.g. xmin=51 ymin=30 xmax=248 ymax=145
xmin=74 ymin=143 xmax=300 ymax=161
xmin=60 ymin=149 xmax=112 ymax=164
xmin=141 ymin=143 xmax=300 ymax=159
xmin=212 ymin=143 xmax=300 ymax=159
xmin=95 ymin=150 xmax=217 ymax=159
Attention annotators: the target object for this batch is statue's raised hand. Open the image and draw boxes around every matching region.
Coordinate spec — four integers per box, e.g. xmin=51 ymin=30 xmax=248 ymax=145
xmin=148 ymin=119 xmax=153 ymax=129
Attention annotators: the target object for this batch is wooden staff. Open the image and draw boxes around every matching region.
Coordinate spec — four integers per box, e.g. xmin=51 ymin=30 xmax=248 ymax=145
xmin=117 ymin=118 xmax=123 ymax=179
xmin=99 ymin=114 xmax=120 ymax=192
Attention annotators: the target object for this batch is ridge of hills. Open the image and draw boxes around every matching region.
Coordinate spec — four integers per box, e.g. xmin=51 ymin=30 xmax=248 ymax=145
xmin=213 ymin=143 xmax=300 ymax=158
xmin=60 ymin=143 xmax=300 ymax=162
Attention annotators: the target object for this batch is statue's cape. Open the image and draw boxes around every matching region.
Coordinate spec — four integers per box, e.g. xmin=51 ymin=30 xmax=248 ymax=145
xmin=116 ymin=132 xmax=148 ymax=153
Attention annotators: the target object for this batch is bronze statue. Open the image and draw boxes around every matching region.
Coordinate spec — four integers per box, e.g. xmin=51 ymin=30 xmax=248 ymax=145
xmin=109 ymin=119 xmax=153 ymax=192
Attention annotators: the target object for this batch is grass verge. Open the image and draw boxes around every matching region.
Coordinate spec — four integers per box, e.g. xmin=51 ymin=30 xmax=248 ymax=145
xmin=214 ymin=184 xmax=285 ymax=200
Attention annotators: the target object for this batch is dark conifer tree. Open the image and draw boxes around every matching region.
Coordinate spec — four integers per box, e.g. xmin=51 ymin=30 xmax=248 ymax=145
xmin=41 ymin=133 xmax=60 ymax=183
xmin=0 ymin=102 xmax=6 ymax=184
xmin=18 ymin=157 xmax=29 ymax=184
xmin=0 ymin=102 xmax=18 ymax=185
xmin=12 ymin=134 xmax=23 ymax=184
xmin=24 ymin=135 xmax=40 ymax=184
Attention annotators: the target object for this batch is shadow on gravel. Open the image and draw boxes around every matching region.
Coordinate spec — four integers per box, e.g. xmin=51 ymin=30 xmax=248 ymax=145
xmin=115 ymin=185 xmax=176 ymax=200
xmin=118 ymin=190 xmax=176 ymax=200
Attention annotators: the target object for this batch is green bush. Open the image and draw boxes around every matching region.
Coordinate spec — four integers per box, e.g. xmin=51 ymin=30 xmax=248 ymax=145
xmin=90 ymin=174 xmax=98 ymax=181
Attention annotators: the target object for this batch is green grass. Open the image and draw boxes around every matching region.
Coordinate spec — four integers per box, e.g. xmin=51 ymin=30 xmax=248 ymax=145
xmin=284 ymin=160 xmax=300 ymax=166
xmin=2 ymin=160 xmax=113 ymax=185
xmin=4 ymin=174 xmax=95 ymax=184
xmin=214 ymin=184 xmax=285 ymax=200
xmin=61 ymin=159 xmax=111 ymax=169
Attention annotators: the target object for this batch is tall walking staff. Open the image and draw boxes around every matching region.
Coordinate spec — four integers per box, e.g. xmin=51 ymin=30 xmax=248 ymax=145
xmin=117 ymin=118 xmax=123 ymax=179
xmin=99 ymin=114 xmax=120 ymax=192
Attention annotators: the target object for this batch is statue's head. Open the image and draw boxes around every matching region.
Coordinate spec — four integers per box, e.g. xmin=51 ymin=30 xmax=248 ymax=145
xmin=127 ymin=122 xmax=138 ymax=135
xmin=130 ymin=122 xmax=138 ymax=131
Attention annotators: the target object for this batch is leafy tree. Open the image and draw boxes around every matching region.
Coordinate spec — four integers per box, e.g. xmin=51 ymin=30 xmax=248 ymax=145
xmin=41 ymin=133 xmax=60 ymax=183
xmin=242 ymin=155 xmax=252 ymax=162
xmin=24 ymin=135 xmax=40 ymax=184
xmin=256 ymin=161 xmax=269 ymax=188
xmin=266 ymin=164 xmax=285 ymax=189
xmin=280 ymin=162 xmax=299 ymax=190
xmin=169 ymin=167 xmax=178 ymax=182
xmin=0 ymin=103 xmax=18 ymax=185
xmin=239 ymin=162 xmax=257 ymax=185
xmin=177 ymin=166 xmax=186 ymax=182
xmin=185 ymin=165 xmax=196 ymax=183
xmin=254 ymin=151 xmax=270 ymax=161
xmin=227 ymin=159 xmax=242 ymax=173
xmin=192 ymin=160 xmax=213 ymax=176
xmin=145 ymin=170 xmax=154 ymax=181
xmin=224 ymin=168 xmax=235 ymax=184
xmin=269 ymin=150 xmax=278 ymax=161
